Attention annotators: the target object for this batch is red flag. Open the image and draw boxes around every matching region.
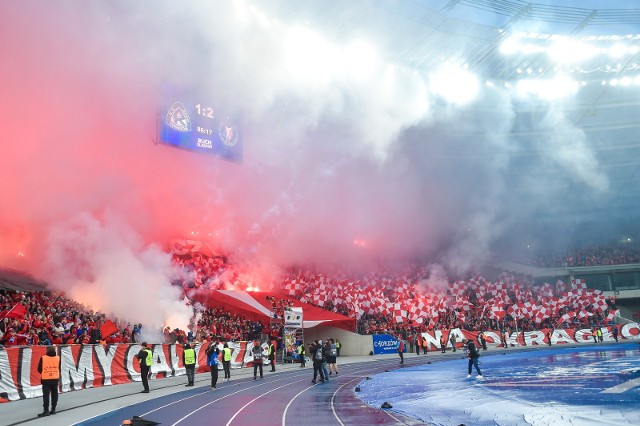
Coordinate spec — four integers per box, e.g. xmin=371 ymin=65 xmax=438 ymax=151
xmin=2 ymin=303 xmax=28 ymax=319
xmin=100 ymin=320 xmax=119 ymax=337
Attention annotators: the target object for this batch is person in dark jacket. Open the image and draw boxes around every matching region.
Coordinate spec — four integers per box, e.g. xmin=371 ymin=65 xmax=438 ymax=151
xmin=478 ymin=332 xmax=488 ymax=350
xmin=321 ymin=340 xmax=331 ymax=381
xmin=88 ymin=327 xmax=101 ymax=344
xmin=205 ymin=341 xmax=220 ymax=389
xmin=462 ymin=338 xmax=483 ymax=379
xmin=136 ymin=342 xmax=153 ymax=393
xmin=310 ymin=341 xmax=325 ymax=384
xmin=251 ymin=340 xmax=264 ymax=380
xmin=37 ymin=346 xmax=61 ymax=417
xmin=327 ymin=338 xmax=339 ymax=375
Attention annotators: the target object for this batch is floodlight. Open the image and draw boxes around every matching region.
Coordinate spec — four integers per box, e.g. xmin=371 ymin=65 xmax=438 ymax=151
xmin=429 ymin=65 xmax=479 ymax=105
xmin=547 ymin=39 xmax=598 ymax=64
xmin=515 ymin=75 xmax=578 ymax=100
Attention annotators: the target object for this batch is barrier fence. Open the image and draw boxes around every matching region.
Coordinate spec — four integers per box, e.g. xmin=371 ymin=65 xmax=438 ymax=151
xmin=1 ymin=323 xmax=638 ymax=402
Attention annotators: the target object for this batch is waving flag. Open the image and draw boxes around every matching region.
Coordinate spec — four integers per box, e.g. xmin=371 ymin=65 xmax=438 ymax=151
xmin=1 ymin=303 xmax=28 ymax=319
xmin=100 ymin=320 xmax=119 ymax=338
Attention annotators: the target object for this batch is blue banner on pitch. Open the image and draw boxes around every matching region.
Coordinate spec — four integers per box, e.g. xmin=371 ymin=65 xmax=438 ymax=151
xmin=372 ymin=334 xmax=404 ymax=355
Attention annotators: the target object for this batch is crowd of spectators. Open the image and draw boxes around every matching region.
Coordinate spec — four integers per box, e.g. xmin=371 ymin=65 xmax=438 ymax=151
xmin=171 ymin=252 xmax=227 ymax=289
xmin=194 ymin=307 xmax=267 ymax=343
xmin=279 ymin=266 xmax=618 ymax=336
xmin=0 ymin=288 xmax=278 ymax=348
xmin=0 ymin=290 xmax=140 ymax=347
xmin=533 ymin=244 xmax=640 ymax=268
xmin=2 ymin=241 xmax=628 ymax=347
xmin=168 ymin=248 xmax=621 ymax=336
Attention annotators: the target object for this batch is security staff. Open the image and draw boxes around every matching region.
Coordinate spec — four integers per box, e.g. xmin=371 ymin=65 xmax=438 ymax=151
xmin=183 ymin=343 xmax=196 ymax=386
xmin=222 ymin=342 xmax=232 ymax=381
xmin=297 ymin=341 xmax=306 ymax=368
xmin=37 ymin=346 xmax=60 ymax=417
xmin=268 ymin=340 xmax=276 ymax=372
xmin=136 ymin=342 xmax=153 ymax=393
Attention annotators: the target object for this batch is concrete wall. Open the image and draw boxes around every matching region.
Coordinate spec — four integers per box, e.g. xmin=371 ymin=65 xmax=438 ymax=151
xmin=302 ymin=326 xmax=374 ymax=356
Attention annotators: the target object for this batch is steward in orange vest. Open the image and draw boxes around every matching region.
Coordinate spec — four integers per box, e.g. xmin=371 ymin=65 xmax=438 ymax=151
xmin=37 ymin=346 xmax=60 ymax=417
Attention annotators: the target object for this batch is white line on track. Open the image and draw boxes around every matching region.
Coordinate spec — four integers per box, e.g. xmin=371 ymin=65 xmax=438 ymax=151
xmin=171 ymin=375 xmax=308 ymax=426
xmin=331 ymin=377 xmax=360 ymax=426
xmin=281 ymin=383 xmax=316 ymax=425
xmin=329 ymin=376 xmax=408 ymax=426
xmin=601 ymin=377 xmax=640 ymax=393
xmin=141 ymin=389 xmax=212 ymax=416
xmin=76 ymin=356 xmax=424 ymax=426
xmin=174 ymin=358 xmax=419 ymax=426
xmin=225 ymin=378 xmax=309 ymax=426
xmin=142 ymin=376 xmax=304 ymax=417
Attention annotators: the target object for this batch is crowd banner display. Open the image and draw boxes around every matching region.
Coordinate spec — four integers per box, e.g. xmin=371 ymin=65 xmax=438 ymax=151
xmin=409 ymin=324 xmax=636 ymax=352
xmin=0 ymin=340 xmax=269 ymax=402
xmin=0 ymin=324 xmax=638 ymax=402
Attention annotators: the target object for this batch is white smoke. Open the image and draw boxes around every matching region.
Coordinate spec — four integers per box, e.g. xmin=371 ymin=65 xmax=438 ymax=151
xmin=42 ymin=211 xmax=192 ymax=335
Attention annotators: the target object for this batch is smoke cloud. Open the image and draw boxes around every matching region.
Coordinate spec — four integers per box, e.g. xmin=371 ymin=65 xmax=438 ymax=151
xmin=1 ymin=1 xmax=631 ymax=326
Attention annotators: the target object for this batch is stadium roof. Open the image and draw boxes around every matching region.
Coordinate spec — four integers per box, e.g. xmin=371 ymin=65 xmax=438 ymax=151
xmin=258 ymin=0 xmax=640 ymax=221
xmin=0 ymin=268 xmax=48 ymax=292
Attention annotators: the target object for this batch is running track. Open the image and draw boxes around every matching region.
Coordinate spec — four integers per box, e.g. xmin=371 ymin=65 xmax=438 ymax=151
xmin=3 ymin=353 xmax=439 ymax=426
xmin=5 ymin=343 xmax=625 ymax=425
xmin=78 ymin=356 xmax=427 ymax=426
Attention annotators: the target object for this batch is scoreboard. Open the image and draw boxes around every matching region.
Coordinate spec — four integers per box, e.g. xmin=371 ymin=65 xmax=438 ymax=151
xmin=158 ymin=95 xmax=242 ymax=163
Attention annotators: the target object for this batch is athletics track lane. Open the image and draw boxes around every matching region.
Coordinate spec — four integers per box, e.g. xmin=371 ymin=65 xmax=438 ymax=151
xmin=76 ymin=356 xmax=427 ymax=426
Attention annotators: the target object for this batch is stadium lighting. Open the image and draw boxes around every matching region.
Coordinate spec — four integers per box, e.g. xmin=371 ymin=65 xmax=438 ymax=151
xmin=547 ymin=39 xmax=598 ymax=64
xmin=500 ymin=38 xmax=545 ymax=55
xmin=515 ymin=75 xmax=579 ymax=100
xmin=429 ymin=64 xmax=479 ymax=105
xmin=499 ymin=38 xmax=519 ymax=55
xmin=609 ymin=44 xmax=628 ymax=58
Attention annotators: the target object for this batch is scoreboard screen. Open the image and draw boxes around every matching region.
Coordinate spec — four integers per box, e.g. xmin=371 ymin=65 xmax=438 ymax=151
xmin=158 ymin=94 xmax=242 ymax=163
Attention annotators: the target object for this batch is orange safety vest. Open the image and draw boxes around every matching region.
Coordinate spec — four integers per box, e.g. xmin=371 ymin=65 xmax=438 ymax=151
xmin=42 ymin=355 xmax=60 ymax=380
